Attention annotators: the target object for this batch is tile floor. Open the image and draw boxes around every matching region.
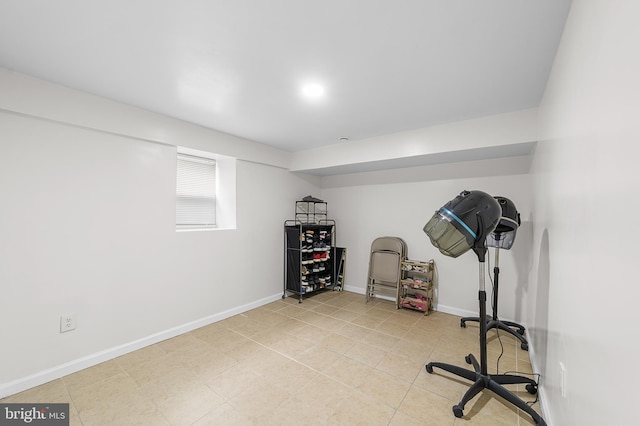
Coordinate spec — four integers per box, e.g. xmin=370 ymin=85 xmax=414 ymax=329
xmin=2 ymin=291 xmax=543 ymax=425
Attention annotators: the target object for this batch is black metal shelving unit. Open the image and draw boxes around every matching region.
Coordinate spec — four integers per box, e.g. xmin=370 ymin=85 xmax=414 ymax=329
xmin=283 ymin=201 xmax=345 ymax=302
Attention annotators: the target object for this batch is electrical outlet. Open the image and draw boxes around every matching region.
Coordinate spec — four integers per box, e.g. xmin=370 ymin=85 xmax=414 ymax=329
xmin=559 ymin=362 xmax=567 ymax=398
xmin=60 ymin=314 xmax=77 ymax=333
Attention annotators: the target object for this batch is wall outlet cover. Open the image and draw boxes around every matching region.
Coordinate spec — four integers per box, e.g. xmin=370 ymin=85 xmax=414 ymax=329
xmin=60 ymin=314 xmax=77 ymax=333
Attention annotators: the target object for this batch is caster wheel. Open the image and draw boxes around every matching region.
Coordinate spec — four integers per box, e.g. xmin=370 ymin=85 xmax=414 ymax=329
xmin=465 ymin=355 xmax=472 ymax=364
xmin=452 ymin=405 xmax=464 ymax=418
xmin=426 ymin=364 xmax=434 ymax=374
xmin=460 ymin=320 xmax=466 ymax=328
xmin=281 ymin=295 xmax=285 ymax=299
xmin=526 ymin=384 xmax=538 ymax=394
xmin=521 ymin=342 xmax=529 ymax=351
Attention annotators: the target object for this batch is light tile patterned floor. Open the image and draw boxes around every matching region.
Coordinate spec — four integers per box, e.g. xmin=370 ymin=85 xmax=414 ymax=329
xmin=2 ymin=291 xmax=543 ymax=425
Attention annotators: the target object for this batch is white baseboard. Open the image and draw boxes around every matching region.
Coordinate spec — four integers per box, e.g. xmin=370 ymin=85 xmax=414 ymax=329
xmin=343 ymin=284 xmax=364 ymax=295
xmin=0 ymin=292 xmax=284 ymax=399
xmin=432 ymin=303 xmax=476 ymax=318
xmin=521 ymin=328 xmax=551 ymax=426
xmin=344 ymin=285 xmax=478 ymax=318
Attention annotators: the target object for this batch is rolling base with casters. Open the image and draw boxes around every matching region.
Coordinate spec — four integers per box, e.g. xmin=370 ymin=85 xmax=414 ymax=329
xmin=461 ymin=315 xmax=528 ymax=351
xmin=426 ymin=354 xmax=545 ymax=426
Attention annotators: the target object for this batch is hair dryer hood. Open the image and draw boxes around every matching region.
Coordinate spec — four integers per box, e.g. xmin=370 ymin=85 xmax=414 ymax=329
xmin=485 ymin=196 xmax=521 ymax=250
xmin=423 ymin=190 xmax=501 ymax=258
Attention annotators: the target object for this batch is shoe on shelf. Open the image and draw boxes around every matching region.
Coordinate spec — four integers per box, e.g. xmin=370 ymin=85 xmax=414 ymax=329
xmin=302 ymin=195 xmax=324 ymax=203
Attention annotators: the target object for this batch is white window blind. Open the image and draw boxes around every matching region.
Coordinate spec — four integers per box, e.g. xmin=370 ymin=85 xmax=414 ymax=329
xmin=176 ymin=153 xmax=216 ymax=228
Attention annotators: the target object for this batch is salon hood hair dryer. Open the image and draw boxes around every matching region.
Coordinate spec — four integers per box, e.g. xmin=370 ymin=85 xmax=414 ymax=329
xmin=423 ymin=190 xmax=545 ymax=426
xmin=460 ymin=196 xmax=529 ymax=350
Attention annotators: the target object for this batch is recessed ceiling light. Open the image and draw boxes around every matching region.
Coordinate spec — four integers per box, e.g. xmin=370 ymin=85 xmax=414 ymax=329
xmin=338 ymin=137 xmax=350 ymax=142
xmin=300 ymin=83 xmax=325 ymax=99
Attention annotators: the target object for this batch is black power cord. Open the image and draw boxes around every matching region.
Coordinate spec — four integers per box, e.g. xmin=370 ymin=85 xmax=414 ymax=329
xmin=487 ymin=249 xmax=541 ymax=406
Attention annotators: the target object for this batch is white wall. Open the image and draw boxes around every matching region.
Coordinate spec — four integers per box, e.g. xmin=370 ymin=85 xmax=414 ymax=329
xmin=290 ymin=109 xmax=538 ymax=173
xmin=0 ymin=69 xmax=290 ymax=169
xmin=0 ymin=72 xmax=319 ymax=396
xmin=321 ymin=165 xmax=533 ymax=322
xmin=530 ymin=1 xmax=640 ymax=425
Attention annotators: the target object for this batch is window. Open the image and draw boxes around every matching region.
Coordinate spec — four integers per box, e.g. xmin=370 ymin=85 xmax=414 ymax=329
xmin=176 ymin=153 xmax=217 ymax=229
xmin=175 ymin=146 xmax=236 ymax=231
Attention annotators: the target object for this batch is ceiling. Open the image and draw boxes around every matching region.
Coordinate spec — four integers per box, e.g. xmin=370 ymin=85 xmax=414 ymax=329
xmin=0 ymin=1 xmax=571 ymax=153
